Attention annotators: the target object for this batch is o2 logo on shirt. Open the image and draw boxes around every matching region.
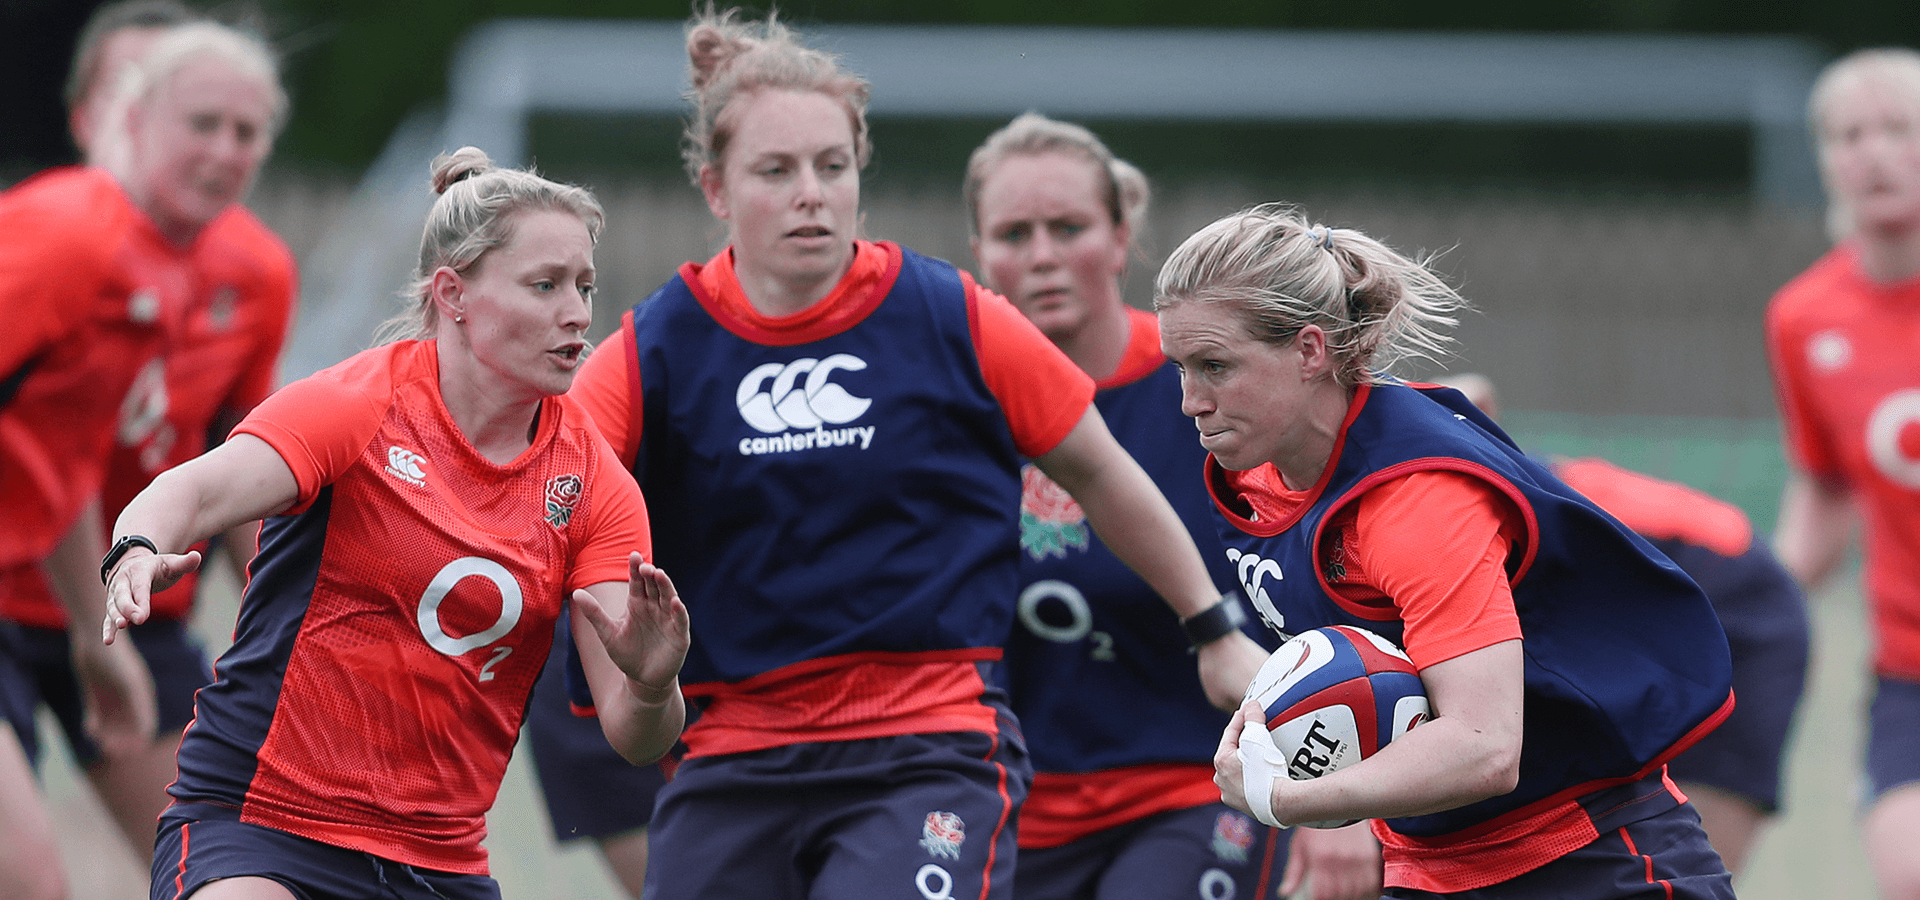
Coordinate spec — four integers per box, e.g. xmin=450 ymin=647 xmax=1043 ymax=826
xmin=385 ymin=446 xmax=428 ymax=486
xmin=736 ymin=353 xmax=871 ymax=432
xmin=1017 ymin=579 xmax=1116 ymax=662
xmin=416 ymin=556 xmax=524 ymax=683
xmin=1225 ymin=548 xmax=1286 ymax=634
xmin=1867 ymin=389 xmax=1920 ymax=489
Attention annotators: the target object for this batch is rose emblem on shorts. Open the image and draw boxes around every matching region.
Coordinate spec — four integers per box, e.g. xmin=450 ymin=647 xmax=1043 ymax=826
xmin=1019 ymin=465 xmax=1089 ymax=561
xmin=919 ymin=811 xmax=966 ymax=860
xmin=544 ymin=474 xmax=583 ymax=529
xmin=1211 ymin=811 xmax=1255 ymax=862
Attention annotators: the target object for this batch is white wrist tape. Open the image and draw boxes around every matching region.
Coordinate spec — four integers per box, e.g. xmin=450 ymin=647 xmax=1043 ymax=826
xmin=1238 ymin=716 xmax=1289 ymax=829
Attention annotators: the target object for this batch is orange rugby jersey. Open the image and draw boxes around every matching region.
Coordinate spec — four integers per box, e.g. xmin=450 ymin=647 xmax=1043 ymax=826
xmin=167 ymin=340 xmax=646 ymax=874
xmin=1768 ymin=245 xmax=1920 ymax=680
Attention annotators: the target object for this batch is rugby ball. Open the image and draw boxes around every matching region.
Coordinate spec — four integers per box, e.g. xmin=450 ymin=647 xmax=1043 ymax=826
xmin=1244 ymin=625 xmax=1430 ymax=828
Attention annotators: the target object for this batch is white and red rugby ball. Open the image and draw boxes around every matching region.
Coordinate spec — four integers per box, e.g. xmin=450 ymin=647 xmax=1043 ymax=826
xmin=1244 ymin=625 xmax=1430 ymax=828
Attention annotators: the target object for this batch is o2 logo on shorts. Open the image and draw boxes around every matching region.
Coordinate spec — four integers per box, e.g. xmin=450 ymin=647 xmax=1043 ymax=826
xmin=1866 ymin=388 xmax=1920 ymax=489
xmin=1198 ymin=868 xmax=1238 ymax=900
xmin=1225 ymin=548 xmax=1286 ymax=634
xmin=416 ymin=557 xmax=524 ymax=683
xmin=385 ymin=445 xmax=428 ymax=486
xmin=737 ymin=354 xmax=872 ymax=433
xmin=915 ymin=865 xmax=955 ymax=900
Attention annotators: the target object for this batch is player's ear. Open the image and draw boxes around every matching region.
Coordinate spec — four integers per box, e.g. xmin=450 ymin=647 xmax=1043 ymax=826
xmin=700 ymin=164 xmax=729 ymax=221
xmin=1295 ymin=325 xmax=1334 ymax=380
xmin=429 ymin=267 xmax=465 ymax=324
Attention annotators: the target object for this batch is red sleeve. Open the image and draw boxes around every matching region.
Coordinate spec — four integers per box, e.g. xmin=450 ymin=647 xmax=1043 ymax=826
xmin=567 ymin=312 xmax=641 ymax=468
xmin=963 ymin=274 xmax=1095 ymax=457
xmin=231 ymin=356 xmax=393 ymax=513
xmin=1553 ymin=456 xmax=1751 ymax=557
xmin=1342 ymin=471 xmax=1525 ymax=670
xmin=0 ymin=175 xmax=116 ymax=375
xmin=1764 ymin=282 xmax=1840 ymax=479
xmin=567 ymin=422 xmax=650 ymax=591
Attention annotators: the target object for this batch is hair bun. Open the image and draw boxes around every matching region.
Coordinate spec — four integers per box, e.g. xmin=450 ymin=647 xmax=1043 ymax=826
xmin=686 ymin=21 xmax=752 ymax=91
xmin=430 ymin=147 xmax=493 ymax=195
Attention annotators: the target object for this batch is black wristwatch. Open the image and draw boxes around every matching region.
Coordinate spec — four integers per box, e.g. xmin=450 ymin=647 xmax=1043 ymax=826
xmin=1181 ymin=592 xmax=1248 ymax=649
xmin=100 ymin=534 xmax=158 ymax=585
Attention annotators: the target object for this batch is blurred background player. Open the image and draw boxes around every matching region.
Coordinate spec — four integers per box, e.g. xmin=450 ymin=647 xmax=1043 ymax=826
xmin=6 ymin=0 xmax=296 ymax=871
xmin=103 ymin=146 xmax=689 ymax=900
xmin=964 ymin=111 xmax=1396 ymax=900
xmin=564 ymin=9 xmax=1266 ymax=899
xmin=64 ymin=0 xmax=197 ymax=158
xmin=1169 ymin=204 xmax=1737 ymax=897
xmin=1437 ymin=372 xmax=1810 ymax=877
xmin=1766 ymin=47 xmax=1920 ymax=900
xmin=0 ymin=15 xmax=286 ymax=900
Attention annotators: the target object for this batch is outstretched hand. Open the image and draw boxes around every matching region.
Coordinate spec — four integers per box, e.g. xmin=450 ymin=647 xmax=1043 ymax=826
xmin=102 ymin=549 xmax=202 ymax=646
xmin=573 ymin=553 xmax=690 ymax=702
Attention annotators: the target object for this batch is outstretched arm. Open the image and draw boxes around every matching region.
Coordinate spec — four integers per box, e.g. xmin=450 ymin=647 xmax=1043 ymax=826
xmin=1033 ymin=408 xmax=1268 ymax=709
xmin=571 ymin=554 xmax=690 ymax=766
xmin=103 ymin=434 xmax=297 ymax=643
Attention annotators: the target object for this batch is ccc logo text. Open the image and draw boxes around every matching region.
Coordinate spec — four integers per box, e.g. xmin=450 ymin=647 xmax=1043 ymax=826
xmin=386 ymin=446 xmax=427 ymax=486
xmin=1225 ymin=548 xmax=1286 ymax=634
xmin=735 ymin=354 xmax=878 ymax=456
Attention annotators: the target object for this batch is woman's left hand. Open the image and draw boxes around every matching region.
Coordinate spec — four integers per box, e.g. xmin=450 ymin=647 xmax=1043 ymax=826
xmin=1198 ymin=630 xmax=1269 ymax=711
xmin=1215 ymin=700 xmax=1258 ymax=817
xmin=574 ymin=553 xmax=690 ymax=703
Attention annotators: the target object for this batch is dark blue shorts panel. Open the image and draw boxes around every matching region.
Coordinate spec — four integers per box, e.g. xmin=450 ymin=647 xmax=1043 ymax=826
xmin=1653 ymin=539 xmax=1810 ymax=812
xmin=1015 ymin=803 xmax=1289 ymax=900
xmin=0 ymin=623 xmax=39 ymax=750
xmin=524 ymin=626 xmax=665 ymax=842
xmin=0 ymin=618 xmax=210 ymax=766
xmin=645 ymin=721 xmax=1031 ymax=900
xmin=151 ymin=812 xmax=501 ymax=900
xmin=1866 ymin=676 xmax=1920 ymax=801
xmin=1385 ymin=802 xmax=1731 ymax=900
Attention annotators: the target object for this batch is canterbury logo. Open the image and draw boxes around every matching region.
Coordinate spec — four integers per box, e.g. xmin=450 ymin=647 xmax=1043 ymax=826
xmin=1225 ymin=548 xmax=1286 ymax=634
xmin=735 ymin=354 xmax=876 ymax=456
xmin=386 ymin=446 xmax=427 ymax=485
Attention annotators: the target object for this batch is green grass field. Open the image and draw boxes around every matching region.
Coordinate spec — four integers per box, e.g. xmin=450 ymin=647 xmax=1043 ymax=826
xmin=44 ymin=567 xmax=1881 ymax=899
